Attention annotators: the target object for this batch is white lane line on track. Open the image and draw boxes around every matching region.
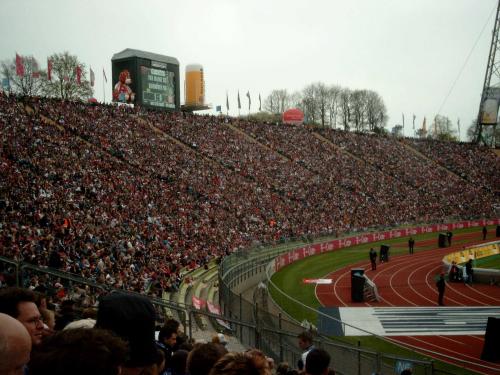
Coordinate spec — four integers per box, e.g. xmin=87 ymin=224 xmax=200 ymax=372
xmin=388 ymin=262 xmax=419 ymax=306
xmin=407 ymin=259 xmax=441 ymax=305
xmin=464 ymin=283 xmax=500 ymax=303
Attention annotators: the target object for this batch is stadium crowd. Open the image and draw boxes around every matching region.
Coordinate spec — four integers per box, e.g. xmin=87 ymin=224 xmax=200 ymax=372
xmin=403 ymin=137 xmax=500 ymax=195
xmin=0 ymin=93 xmax=497 ymax=375
xmin=1 ymin=93 xmax=498 ymax=298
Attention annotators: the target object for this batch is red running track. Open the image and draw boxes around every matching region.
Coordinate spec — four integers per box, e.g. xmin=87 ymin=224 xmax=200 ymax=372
xmin=316 ymin=230 xmax=500 ymax=374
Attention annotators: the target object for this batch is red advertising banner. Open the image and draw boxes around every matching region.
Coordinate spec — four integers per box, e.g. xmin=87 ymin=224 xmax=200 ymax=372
xmin=274 ymin=219 xmax=500 ymax=271
xmin=207 ymin=301 xmax=232 ymax=330
xmin=191 ymin=295 xmax=206 ymax=310
xmin=207 ymin=301 xmax=220 ymax=314
xmin=282 ymin=108 xmax=304 ymax=124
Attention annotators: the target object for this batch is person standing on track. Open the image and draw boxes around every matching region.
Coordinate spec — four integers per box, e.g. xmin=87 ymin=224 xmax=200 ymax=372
xmin=369 ymin=247 xmax=377 ymax=270
xmin=482 ymin=226 xmax=487 ymax=240
xmin=446 ymin=231 xmax=453 ymax=246
xmin=436 ymin=272 xmax=446 ymax=306
xmin=465 ymin=259 xmax=474 ymax=285
xmin=408 ymin=237 xmax=415 ymax=254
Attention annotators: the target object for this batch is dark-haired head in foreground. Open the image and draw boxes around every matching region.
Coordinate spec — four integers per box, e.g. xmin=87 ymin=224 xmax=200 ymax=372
xmin=305 ymin=348 xmax=331 ymax=375
xmin=29 ymin=328 xmax=127 ymax=375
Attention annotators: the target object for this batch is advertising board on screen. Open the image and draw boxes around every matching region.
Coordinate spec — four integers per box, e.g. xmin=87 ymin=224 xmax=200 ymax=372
xmin=140 ymin=66 xmax=176 ymax=109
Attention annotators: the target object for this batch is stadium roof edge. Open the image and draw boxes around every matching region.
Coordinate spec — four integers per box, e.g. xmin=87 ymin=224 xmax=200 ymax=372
xmin=112 ymin=48 xmax=179 ymax=65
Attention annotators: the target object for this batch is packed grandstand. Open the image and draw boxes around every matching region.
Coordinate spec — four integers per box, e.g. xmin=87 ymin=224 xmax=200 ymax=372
xmin=1 ymin=92 xmax=499 ymax=297
xmin=2 ymin=92 xmax=500 ymax=374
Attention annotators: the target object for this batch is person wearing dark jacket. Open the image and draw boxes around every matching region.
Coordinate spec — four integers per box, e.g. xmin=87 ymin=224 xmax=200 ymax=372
xmin=408 ymin=237 xmax=415 ymax=254
xmin=436 ymin=273 xmax=446 ymax=306
xmin=465 ymin=259 xmax=474 ymax=285
xmin=369 ymin=248 xmax=377 ymax=271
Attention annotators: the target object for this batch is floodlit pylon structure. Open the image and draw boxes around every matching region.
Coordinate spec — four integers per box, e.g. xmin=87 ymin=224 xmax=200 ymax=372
xmin=476 ymin=0 xmax=500 ymax=144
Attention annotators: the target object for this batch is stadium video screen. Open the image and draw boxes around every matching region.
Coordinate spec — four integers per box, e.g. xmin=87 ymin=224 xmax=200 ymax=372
xmin=140 ymin=66 xmax=175 ymax=109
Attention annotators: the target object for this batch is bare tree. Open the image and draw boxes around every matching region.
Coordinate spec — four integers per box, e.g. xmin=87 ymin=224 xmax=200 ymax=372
xmin=350 ymin=89 xmax=368 ymax=131
xmin=391 ymin=124 xmax=403 ymax=137
xmin=327 ymin=85 xmax=341 ymax=128
xmin=365 ymin=90 xmax=387 ymax=131
xmin=316 ymin=82 xmax=329 ymax=127
xmin=263 ymin=82 xmax=388 ymax=131
xmin=41 ymin=52 xmax=93 ymax=100
xmin=301 ymin=84 xmax=319 ymax=124
xmin=263 ymin=92 xmax=277 ymax=113
xmin=430 ymin=115 xmax=457 ymax=141
xmin=277 ymin=89 xmax=290 ymax=113
xmin=339 ymin=88 xmax=351 ymax=131
xmin=0 ymin=55 xmax=43 ymax=96
xmin=288 ymin=91 xmax=303 ymax=109
xmin=264 ymin=89 xmax=289 ymax=114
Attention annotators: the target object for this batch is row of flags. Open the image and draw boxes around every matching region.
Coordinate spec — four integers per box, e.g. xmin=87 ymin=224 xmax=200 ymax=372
xmin=401 ymin=113 xmax=427 ymax=133
xmin=14 ymin=53 xmax=108 ymax=87
xmin=401 ymin=113 xmax=461 ymax=138
xmin=223 ymin=90 xmax=262 ymax=113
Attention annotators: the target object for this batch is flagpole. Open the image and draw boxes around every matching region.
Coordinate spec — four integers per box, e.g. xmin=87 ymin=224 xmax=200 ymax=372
xmin=102 ymin=70 xmax=105 ymax=104
xmin=238 ymin=91 xmax=241 ymax=117
xmin=247 ymin=91 xmax=250 ymax=115
xmin=412 ymin=115 xmax=416 ymax=138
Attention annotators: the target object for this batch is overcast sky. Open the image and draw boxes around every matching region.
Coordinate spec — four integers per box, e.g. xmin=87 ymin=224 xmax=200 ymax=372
xmin=0 ymin=0 xmax=497 ymax=139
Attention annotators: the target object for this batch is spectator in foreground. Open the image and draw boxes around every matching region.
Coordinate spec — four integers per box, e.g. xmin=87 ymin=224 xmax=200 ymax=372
xmin=0 ymin=313 xmax=32 ymax=375
xmin=162 ymin=318 xmax=187 ymax=351
xmin=245 ymin=349 xmax=273 ymax=374
xmin=187 ymin=342 xmax=228 ymax=375
xmin=170 ymin=349 xmax=189 ymax=375
xmin=54 ymin=299 xmax=76 ymax=331
xmin=275 ymin=362 xmax=291 ymax=375
xmin=211 ymin=333 xmax=228 ymax=348
xmin=208 ymin=350 xmax=271 ymax=375
xmin=297 ymin=331 xmax=315 ymax=371
xmin=95 ymin=293 xmax=159 ymax=375
xmin=157 ymin=324 xmax=177 ymax=370
xmin=0 ymin=287 xmax=44 ymax=347
xmin=29 ymin=328 xmax=127 ymax=375
xmin=305 ymin=348 xmax=332 ymax=375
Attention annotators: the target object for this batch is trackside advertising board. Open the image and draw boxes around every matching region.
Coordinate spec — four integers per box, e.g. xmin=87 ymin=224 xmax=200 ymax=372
xmin=274 ymin=219 xmax=500 ymax=272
